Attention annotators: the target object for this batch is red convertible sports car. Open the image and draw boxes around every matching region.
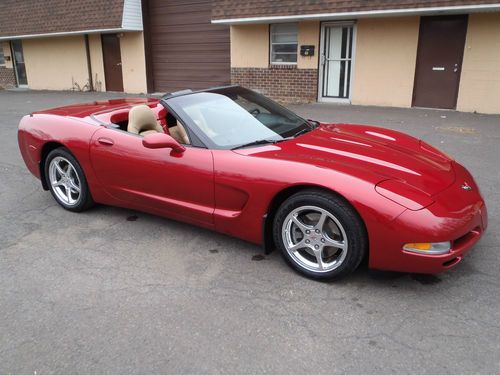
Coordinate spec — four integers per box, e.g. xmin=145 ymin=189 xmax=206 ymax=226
xmin=18 ymin=86 xmax=487 ymax=279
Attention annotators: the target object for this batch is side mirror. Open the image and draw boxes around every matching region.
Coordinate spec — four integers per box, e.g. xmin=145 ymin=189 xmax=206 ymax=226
xmin=142 ymin=133 xmax=185 ymax=153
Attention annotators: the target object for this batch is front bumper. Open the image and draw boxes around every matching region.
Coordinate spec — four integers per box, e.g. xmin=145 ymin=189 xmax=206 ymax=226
xmin=369 ymin=162 xmax=487 ymax=274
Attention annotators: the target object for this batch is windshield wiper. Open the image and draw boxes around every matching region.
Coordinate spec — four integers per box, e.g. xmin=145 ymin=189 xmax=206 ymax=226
xmin=308 ymin=119 xmax=320 ymax=127
xmin=293 ymin=127 xmax=312 ymax=138
xmin=231 ymin=139 xmax=280 ymax=150
xmin=292 ymin=121 xmax=318 ymax=138
xmin=233 ymin=128 xmax=313 ymax=150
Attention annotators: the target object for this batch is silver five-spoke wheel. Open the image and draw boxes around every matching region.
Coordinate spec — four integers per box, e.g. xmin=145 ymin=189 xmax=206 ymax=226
xmin=48 ymin=156 xmax=82 ymax=206
xmin=282 ymin=205 xmax=348 ymax=273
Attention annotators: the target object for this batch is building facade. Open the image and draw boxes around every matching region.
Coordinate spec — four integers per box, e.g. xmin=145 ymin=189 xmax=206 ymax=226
xmin=0 ymin=0 xmax=148 ymax=93
xmin=213 ymin=0 xmax=500 ymax=114
xmin=1 ymin=1 xmax=500 ymax=115
xmin=0 ymin=0 xmax=230 ymax=95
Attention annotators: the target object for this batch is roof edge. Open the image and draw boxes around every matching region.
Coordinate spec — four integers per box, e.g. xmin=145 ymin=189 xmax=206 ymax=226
xmin=211 ymin=3 xmax=500 ymax=24
xmin=0 ymin=27 xmax=142 ymax=41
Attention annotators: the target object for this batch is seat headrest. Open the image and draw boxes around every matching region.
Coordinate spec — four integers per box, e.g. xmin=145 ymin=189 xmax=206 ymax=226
xmin=127 ymin=105 xmax=160 ymax=135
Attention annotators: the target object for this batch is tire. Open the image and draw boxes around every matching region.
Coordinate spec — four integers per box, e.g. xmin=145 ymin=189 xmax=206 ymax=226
xmin=273 ymin=189 xmax=367 ymax=280
xmin=44 ymin=147 xmax=94 ymax=212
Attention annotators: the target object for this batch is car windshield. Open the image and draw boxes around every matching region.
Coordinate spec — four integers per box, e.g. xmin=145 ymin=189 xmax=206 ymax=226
xmin=163 ymin=86 xmax=312 ymax=149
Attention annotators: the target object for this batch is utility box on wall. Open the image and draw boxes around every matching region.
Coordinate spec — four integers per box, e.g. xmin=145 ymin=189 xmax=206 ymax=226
xmin=300 ymin=45 xmax=315 ymax=57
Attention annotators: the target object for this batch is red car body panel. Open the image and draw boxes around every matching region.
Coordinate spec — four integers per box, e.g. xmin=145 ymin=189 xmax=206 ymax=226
xmin=18 ymin=97 xmax=487 ymax=274
xmin=90 ymin=126 xmax=215 ymax=227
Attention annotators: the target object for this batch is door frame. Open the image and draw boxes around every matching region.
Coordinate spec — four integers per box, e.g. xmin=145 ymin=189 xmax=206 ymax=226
xmin=317 ymin=21 xmax=357 ymax=103
xmin=10 ymin=40 xmax=28 ymax=88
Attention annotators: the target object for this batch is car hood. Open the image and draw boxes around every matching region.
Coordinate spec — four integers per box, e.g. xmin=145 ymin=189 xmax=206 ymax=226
xmin=233 ymin=123 xmax=455 ymax=196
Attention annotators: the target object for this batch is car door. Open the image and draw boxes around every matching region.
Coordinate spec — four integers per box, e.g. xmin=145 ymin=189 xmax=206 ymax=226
xmin=89 ymin=127 xmax=215 ymax=227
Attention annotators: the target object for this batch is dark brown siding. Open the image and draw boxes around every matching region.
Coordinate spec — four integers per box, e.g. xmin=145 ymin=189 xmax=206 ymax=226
xmin=212 ymin=0 xmax=500 ymax=20
xmin=146 ymin=0 xmax=230 ymax=93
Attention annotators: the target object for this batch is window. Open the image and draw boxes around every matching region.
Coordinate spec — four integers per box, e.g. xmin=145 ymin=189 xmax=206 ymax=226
xmin=270 ymin=23 xmax=298 ymax=64
xmin=0 ymin=46 xmax=5 ymax=66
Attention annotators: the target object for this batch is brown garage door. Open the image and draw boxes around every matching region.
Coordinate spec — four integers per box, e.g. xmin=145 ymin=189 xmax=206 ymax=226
xmin=145 ymin=0 xmax=230 ymax=93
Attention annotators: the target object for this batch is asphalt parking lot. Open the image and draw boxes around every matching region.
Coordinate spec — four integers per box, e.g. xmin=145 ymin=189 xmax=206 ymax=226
xmin=1 ymin=89 xmax=499 ymax=374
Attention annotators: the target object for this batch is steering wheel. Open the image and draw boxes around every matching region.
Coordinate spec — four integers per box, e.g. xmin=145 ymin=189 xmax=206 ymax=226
xmin=249 ymin=108 xmax=261 ymax=116
xmin=267 ymin=123 xmax=282 ymax=131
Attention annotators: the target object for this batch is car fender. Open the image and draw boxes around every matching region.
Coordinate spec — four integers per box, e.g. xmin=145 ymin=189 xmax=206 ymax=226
xmin=211 ymin=149 xmax=407 ymax=254
xmin=18 ymin=114 xmax=103 ymax=196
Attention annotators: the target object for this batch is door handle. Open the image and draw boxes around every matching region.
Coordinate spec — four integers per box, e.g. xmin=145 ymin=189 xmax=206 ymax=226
xmin=98 ymin=137 xmax=114 ymax=146
xmin=453 ymin=63 xmax=459 ymax=73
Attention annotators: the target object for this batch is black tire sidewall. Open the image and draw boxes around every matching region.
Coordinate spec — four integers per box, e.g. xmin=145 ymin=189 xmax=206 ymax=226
xmin=273 ymin=190 xmax=367 ymax=280
xmin=44 ymin=148 xmax=93 ymax=212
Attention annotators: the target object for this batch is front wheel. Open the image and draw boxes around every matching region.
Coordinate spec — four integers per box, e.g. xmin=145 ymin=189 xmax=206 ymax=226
xmin=44 ymin=148 xmax=94 ymax=212
xmin=273 ymin=190 xmax=367 ymax=280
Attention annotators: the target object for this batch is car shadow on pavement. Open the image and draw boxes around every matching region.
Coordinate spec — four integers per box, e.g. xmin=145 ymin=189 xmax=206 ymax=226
xmin=87 ymin=204 xmax=453 ymax=290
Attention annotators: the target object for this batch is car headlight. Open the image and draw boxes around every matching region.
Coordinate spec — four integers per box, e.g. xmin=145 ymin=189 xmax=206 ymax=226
xmin=403 ymin=241 xmax=451 ymax=255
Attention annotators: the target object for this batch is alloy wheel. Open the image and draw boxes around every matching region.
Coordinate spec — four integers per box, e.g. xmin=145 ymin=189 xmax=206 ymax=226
xmin=281 ymin=205 xmax=348 ymax=273
xmin=48 ymin=156 xmax=82 ymax=206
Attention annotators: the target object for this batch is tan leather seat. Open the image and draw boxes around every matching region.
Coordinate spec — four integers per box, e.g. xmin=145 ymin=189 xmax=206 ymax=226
xmin=166 ymin=112 xmax=190 ymax=144
xmin=127 ymin=105 xmax=164 ymax=136
xmin=169 ymin=124 xmax=190 ymax=144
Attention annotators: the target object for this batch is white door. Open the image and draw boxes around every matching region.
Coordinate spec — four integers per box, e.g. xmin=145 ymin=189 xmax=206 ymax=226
xmin=11 ymin=40 xmax=28 ymax=87
xmin=319 ymin=23 xmax=355 ymax=102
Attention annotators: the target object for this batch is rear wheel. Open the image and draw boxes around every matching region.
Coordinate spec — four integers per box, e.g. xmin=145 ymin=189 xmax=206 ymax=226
xmin=273 ymin=190 xmax=367 ymax=280
xmin=44 ymin=148 xmax=94 ymax=212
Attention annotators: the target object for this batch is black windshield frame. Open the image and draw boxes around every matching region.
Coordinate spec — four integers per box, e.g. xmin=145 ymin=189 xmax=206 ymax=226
xmin=161 ymin=86 xmax=312 ymax=150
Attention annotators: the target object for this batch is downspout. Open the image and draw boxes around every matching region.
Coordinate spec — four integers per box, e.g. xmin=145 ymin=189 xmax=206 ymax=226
xmin=141 ymin=0 xmax=154 ymax=93
xmin=9 ymin=41 xmax=20 ymax=87
xmin=84 ymin=34 xmax=94 ymax=91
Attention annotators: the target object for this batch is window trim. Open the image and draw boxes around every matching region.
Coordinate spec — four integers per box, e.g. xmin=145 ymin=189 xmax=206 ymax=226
xmin=0 ymin=44 xmax=5 ymax=66
xmin=269 ymin=23 xmax=298 ymax=65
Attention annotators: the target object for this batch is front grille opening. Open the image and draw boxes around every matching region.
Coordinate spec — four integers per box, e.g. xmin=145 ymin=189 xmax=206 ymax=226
xmin=443 ymin=257 xmax=461 ymax=268
xmin=453 ymin=226 xmax=481 ymax=249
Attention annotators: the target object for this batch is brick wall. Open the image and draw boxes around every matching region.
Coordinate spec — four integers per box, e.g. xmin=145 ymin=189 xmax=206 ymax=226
xmin=231 ymin=66 xmax=318 ymax=103
xmin=0 ymin=67 xmax=16 ymax=89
